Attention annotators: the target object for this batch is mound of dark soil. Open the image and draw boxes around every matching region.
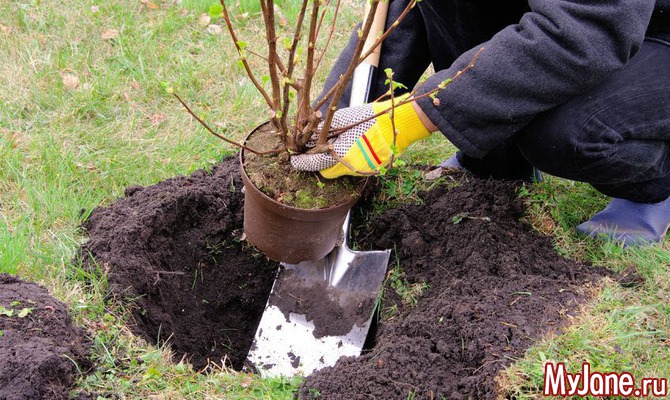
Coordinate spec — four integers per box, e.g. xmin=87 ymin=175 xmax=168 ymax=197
xmin=78 ymin=158 xmax=610 ymax=399
xmin=78 ymin=157 xmax=278 ymax=371
xmin=298 ymin=174 xmax=608 ymax=399
xmin=0 ymin=274 xmax=92 ymax=400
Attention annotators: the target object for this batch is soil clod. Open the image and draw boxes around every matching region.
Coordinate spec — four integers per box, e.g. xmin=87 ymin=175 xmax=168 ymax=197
xmin=0 ymin=274 xmax=92 ymax=400
xmin=298 ymin=176 xmax=609 ymax=399
xmin=79 ymin=157 xmax=278 ymax=371
xmin=78 ymin=159 xmax=609 ymax=399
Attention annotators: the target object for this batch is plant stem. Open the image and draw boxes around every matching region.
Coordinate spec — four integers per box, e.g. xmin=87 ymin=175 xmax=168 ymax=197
xmin=310 ymin=0 xmax=381 ymax=147
xmin=313 ymin=0 xmax=341 ymax=74
xmin=311 ymin=0 xmax=415 ymax=118
xmin=327 ymin=48 xmax=484 ymax=138
xmin=293 ymin=0 xmax=321 ymax=147
xmin=259 ymin=0 xmax=283 ymax=133
xmin=172 ymin=93 xmax=281 ymax=156
xmin=282 ymin=0 xmax=309 ymax=152
xmin=219 ymin=0 xmax=275 ymax=113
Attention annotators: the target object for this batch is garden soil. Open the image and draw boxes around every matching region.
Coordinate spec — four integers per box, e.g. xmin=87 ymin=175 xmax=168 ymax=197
xmin=79 ymin=157 xmax=612 ymax=398
xmin=0 ymin=274 xmax=92 ymax=400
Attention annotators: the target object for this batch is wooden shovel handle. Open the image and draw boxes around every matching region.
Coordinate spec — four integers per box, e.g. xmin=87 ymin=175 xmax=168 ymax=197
xmin=361 ymin=1 xmax=389 ymax=68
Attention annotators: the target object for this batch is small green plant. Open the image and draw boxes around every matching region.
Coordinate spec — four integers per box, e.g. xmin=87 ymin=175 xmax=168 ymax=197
xmin=376 ymin=164 xmax=455 ymax=212
xmin=386 ymin=264 xmax=429 ymax=310
xmin=0 ymin=303 xmax=33 ymax=318
xmin=0 ymin=305 xmax=13 ymax=317
xmin=451 ymin=212 xmax=491 ymax=224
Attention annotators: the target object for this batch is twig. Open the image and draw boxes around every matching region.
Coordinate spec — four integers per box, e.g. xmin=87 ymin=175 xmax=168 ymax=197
xmin=313 ymin=0 xmax=341 ymax=74
xmin=259 ymin=0 xmax=282 ymax=113
xmin=220 ymin=0 xmax=274 ymax=111
xmin=173 ymin=92 xmax=281 ymax=156
xmin=356 ymin=0 xmax=417 ymax=68
xmin=281 ymin=0 xmax=310 ymax=150
xmin=327 ymin=148 xmax=379 ymax=176
xmin=293 ymin=0 xmax=322 ymax=146
xmin=313 ymin=0 xmax=416 ymax=113
xmin=311 ymin=0 xmax=382 ymax=147
xmin=327 ymin=48 xmax=484 ymax=137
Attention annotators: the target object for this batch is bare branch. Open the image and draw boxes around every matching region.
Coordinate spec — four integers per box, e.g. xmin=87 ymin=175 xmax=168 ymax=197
xmin=219 ymin=0 xmax=275 ymax=111
xmin=293 ymin=0 xmax=322 ymax=142
xmin=309 ymin=0 xmax=382 ymax=147
xmin=328 ymin=48 xmax=485 ymax=137
xmin=259 ymin=0 xmax=282 ymax=111
xmin=173 ymin=92 xmax=282 ymax=156
xmin=357 ymin=0 xmax=417 ymax=68
xmin=313 ymin=0 xmax=416 ymax=112
xmin=327 ymin=149 xmax=379 ymax=176
xmin=313 ymin=0 xmax=340 ymax=73
xmin=281 ymin=0 xmax=310 ymax=149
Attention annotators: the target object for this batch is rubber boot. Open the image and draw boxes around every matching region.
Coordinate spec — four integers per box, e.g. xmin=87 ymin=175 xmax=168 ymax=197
xmin=438 ymin=153 xmax=463 ymax=169
xmin=576 ymin=197 xmax=670 ymax=246
xmin=438 ymin=152 xmax=543 ymax=182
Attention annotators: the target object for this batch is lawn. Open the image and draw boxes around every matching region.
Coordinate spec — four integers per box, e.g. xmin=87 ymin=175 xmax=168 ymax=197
xmin=1 ymin=0 xmax=668 ymax=398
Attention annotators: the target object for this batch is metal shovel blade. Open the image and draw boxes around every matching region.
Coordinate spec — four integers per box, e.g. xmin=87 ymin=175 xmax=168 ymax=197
xmin=247 ymin=1 xmax=391 ymax=378
xmin=247 ymin=212 xmax=391 ymax=377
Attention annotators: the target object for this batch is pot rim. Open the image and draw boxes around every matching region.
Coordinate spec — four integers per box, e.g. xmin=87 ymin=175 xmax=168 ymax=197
xmin=239 ymin=123 xmax=365 ymax=213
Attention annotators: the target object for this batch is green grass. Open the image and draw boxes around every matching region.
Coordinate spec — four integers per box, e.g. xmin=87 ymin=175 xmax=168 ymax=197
xmin=499 ymin=176 xmax=670 ymax=399
xmin=0 ymin=0 xmax=358 ymax=397
xmin=1 ymin=0 xmax=669 ymax=398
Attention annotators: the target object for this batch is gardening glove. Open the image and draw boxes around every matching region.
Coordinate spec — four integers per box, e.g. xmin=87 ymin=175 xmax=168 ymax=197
xmin=290 ymin=95 xmax=431 ymax=179
xmin=576 ymin=196 xmax=670 ymax=247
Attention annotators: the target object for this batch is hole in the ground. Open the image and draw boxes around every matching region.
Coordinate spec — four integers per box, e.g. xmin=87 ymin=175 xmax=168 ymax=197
xmin=79 ymin=158 xmax=613 ymax=399
xmin=79 ymin=157 xmax=278 ymax=371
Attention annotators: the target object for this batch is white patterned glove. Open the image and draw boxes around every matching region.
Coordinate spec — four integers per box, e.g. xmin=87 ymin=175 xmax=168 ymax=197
xmin=290 ymin=96 xmax=430 ymax=179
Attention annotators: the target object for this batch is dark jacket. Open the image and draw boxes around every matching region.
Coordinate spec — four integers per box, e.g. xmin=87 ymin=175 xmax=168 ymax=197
xmin=416 ymin=0 xmax=670 ymax=158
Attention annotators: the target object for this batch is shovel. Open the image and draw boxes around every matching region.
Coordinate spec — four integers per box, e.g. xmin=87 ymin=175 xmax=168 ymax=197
xmin=247 ymin=2 xmax=391 ymax=378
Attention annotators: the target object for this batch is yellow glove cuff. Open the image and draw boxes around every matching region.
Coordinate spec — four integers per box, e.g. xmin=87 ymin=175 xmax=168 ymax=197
xmin=320 ymin=95 xmax=431 ymax=179
xmin=320 ymin=123 xmax=393 ymax=179
xmin=372 ymin=95 xmax=431 ymax=152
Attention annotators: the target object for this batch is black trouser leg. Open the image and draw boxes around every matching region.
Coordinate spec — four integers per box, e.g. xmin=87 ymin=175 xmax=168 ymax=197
xmin=517 ymin=40 xmax=670 ymax=203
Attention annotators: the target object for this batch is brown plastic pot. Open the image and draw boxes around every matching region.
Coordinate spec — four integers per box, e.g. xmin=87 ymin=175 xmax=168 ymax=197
xmin=239 ymin=132 xmax=359 ymax=264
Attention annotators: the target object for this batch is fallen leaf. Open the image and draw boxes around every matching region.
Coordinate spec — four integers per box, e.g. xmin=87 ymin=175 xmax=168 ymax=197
xmin=2 ymin=128 xmax=23 ymax=149
xmin=9 ymin=132 xmax=23 ymax=149
xmin=61 ymin=73 xmax=80 ymax=90
xmin=123 ymin=91 xmax=133 ymax=104
xmin=198 ymin=13 xmax=211 ymax=26
xmin=76 ymin=162 xmax=99 ymax=172
xmin=240 ymin=373 xmax=253 ymax=388
xmin=539 ymin=215 xmax=556 ymax=234
xmin=0 ymin=23 xmax=11 ymax=34
xmin=179 ymin=8 xmax=188 ymax=16
xmin=149 ymin=113 xmax=167 ymax=125
xmin=424 ymin=167 xmax=443 ymax=181
xmin=101 ymin=28 xmax=120 ymax=40
xmin=140 ymin=0 xmax=160 ymax=10
xmin=206 ymin=24 xmax=222 ymax=35
xmin=33 ymin=33 xmax=46 ymax=47
xmin=130 ymin=80 xmax=141 ymax=90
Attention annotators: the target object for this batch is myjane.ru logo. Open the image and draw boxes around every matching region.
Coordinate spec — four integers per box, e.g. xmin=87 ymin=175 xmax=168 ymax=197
xmin=543 ymin=362 xmax=667 ymax=397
